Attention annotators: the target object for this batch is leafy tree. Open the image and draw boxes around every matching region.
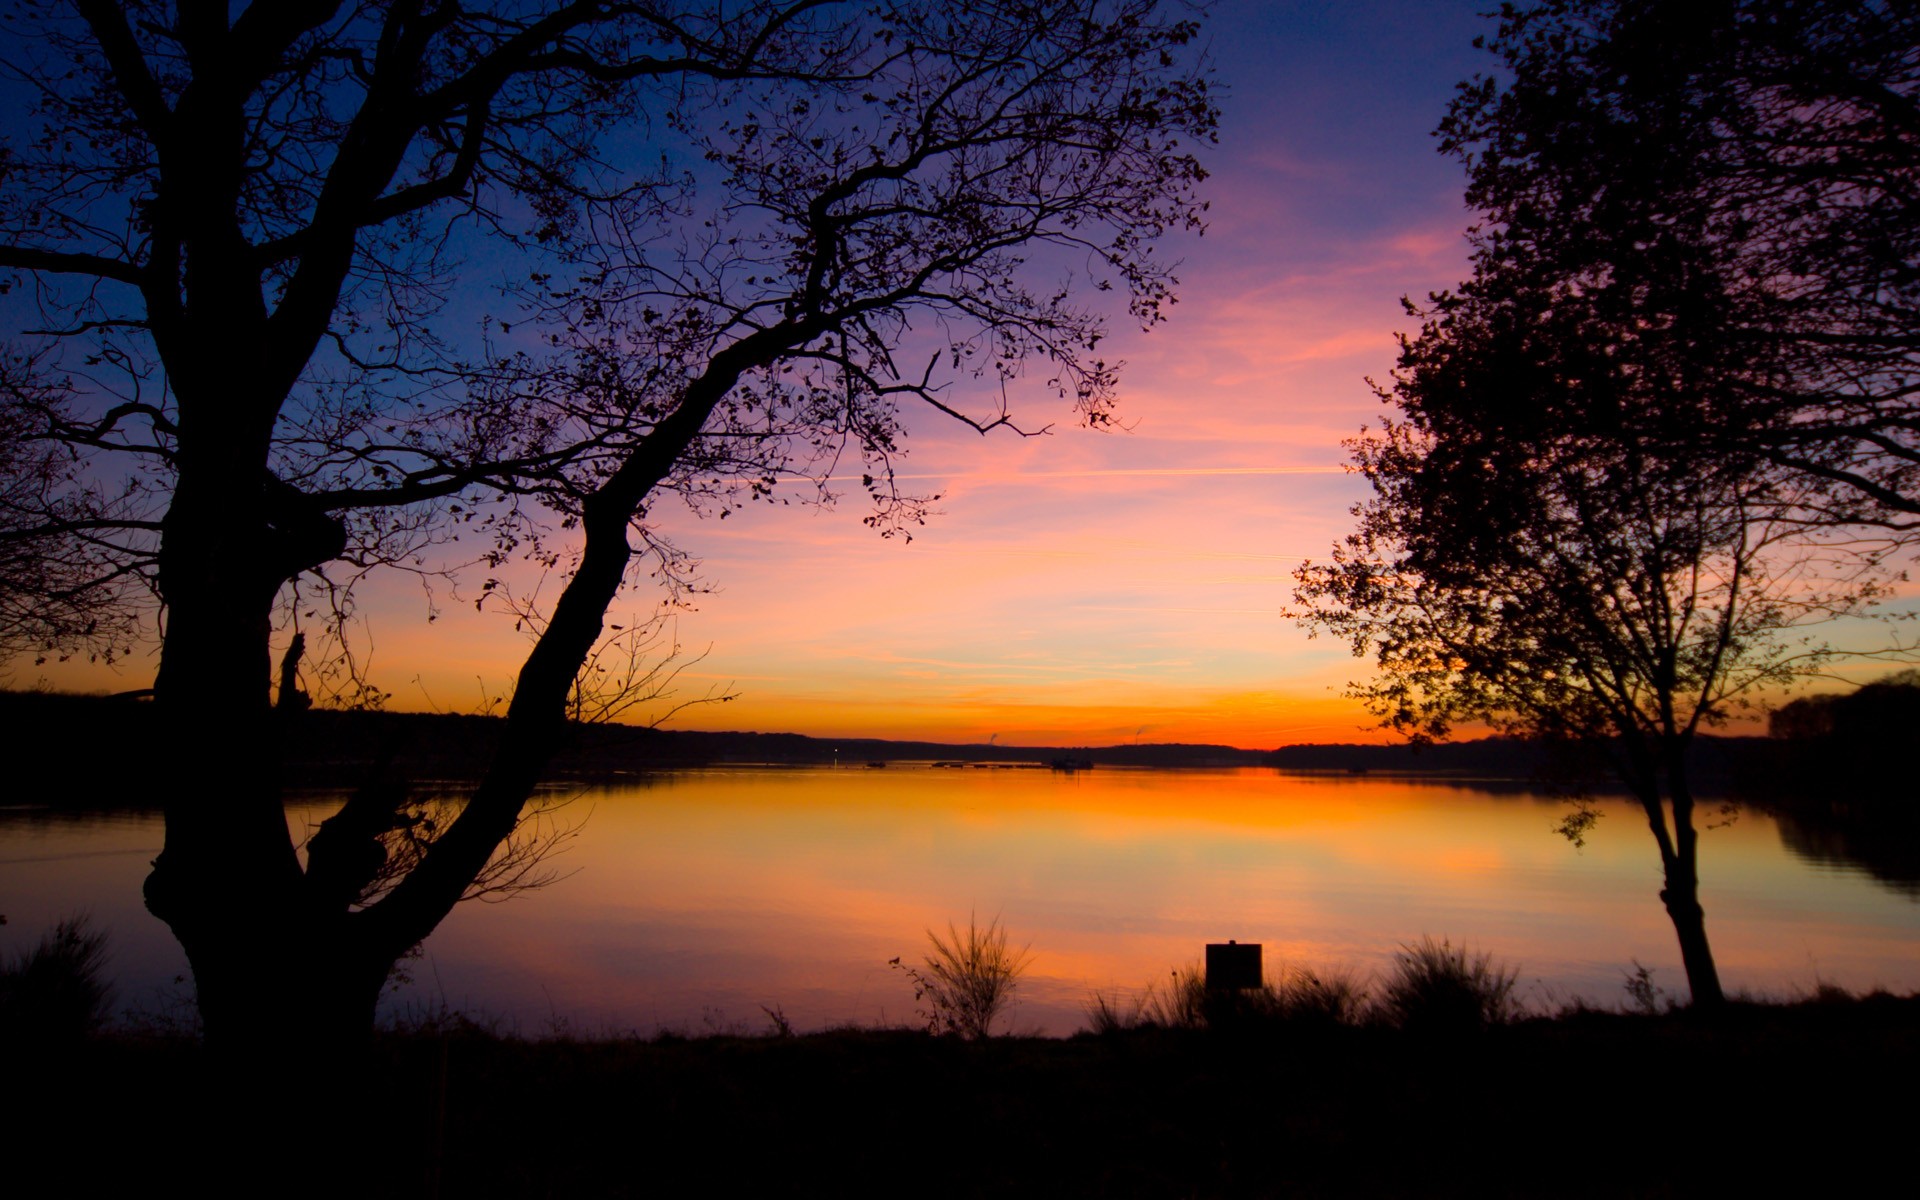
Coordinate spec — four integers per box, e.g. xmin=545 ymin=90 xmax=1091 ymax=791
xmin=1770 ymin=668 xmax=1920 ymax=743
xmin=1439 ymin=0 xmax=1920 ymax=538
xmin=0 ymin=1 xmax=1215 ymax=1053
xmin=1297 ymin=0 xmax=1918 ymax=1009
xmin=1293 ymin=280 xmax=1891 ymax=1007
xmin=1766 ymin=668 xmax=1920 ymax=806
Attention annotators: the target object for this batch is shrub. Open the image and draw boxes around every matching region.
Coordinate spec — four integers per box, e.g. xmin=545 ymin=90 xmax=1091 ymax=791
xmin=892 ymin=913 xmax=1032 ymax=1039
xmin=0 ymin=915 xmax=114 ymax=1040
xmin=1376 ymin=936 xmax=1519 ymax=1034
xmin=1622 ymin=959 xmax=1672 ymax=1016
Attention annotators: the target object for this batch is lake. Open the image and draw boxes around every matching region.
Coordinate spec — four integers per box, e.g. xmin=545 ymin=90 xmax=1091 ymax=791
xmin=3 ymin=765 xmax=1915 ymax=1036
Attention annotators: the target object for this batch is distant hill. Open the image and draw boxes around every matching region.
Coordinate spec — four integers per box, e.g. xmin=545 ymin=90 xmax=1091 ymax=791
xmin=1264 ymin=737 xmax=1550 ymax=775
xmin=1264 ymin=734 xmax=1769 ymax=785
xmin=0 ymin=689 xmax=1774 ymax=805
xmin=0 ymin=692 xmax=1268 ymax=802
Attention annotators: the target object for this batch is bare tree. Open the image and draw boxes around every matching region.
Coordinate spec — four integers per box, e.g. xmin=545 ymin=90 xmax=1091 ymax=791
xmin=0 ymin=1 xmax=1216 ymax=1053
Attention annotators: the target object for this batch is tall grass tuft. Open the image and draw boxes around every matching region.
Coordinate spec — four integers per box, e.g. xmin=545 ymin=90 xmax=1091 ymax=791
xmin=0 ymin=915 xmax=114 ymax=1040
xmin=1084 ymin=987 xmax=1151 ymax=1034
xmin=892 ymin=913 xmax=1032 ymax=1039
xmin=1144 ymin=964 xmax=1211 ymax=1028
xmin=1277 ymin=966 xmax=1370 ymax=1028
xmin=1094 ymin=962 xmax=1373 ymax=1033
xmin=1621 ymin=959 xmax=1672 ymax=1015
xmin=1377 ymin=936 xmax=1519 ymax=1034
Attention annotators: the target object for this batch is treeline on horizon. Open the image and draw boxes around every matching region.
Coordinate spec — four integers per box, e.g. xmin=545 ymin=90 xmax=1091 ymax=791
xmin=8 ymin=678 xmax=1913 ymax=799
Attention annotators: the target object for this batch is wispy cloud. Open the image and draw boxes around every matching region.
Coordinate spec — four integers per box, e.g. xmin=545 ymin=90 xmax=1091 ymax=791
xmin=885 ymin=464 xmax=1348 ymax=481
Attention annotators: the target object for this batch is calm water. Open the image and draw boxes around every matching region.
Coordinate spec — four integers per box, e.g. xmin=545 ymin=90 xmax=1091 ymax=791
xmin=3 ymin=766 xmax=1915 ymax=1035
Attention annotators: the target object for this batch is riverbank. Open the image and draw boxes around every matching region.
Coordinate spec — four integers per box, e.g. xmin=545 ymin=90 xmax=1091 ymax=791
xmin=9 ymin=991 xmax=1916 ymax=1197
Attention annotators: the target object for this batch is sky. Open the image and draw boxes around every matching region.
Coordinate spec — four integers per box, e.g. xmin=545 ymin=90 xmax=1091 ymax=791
xmin=372 ymin=0 xmax=1492 ymax=748
xmin=27 ymin=2 xmax=1896 ymax=747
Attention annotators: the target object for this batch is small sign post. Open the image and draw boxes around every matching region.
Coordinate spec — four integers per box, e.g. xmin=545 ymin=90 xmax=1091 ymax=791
xmin=1205 ymin=940 xmax=1262 ymax=992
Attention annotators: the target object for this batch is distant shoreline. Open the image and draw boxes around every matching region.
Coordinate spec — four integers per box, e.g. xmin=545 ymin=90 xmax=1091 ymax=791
xmin=5 ymin=689 xmax=1773 ymax=793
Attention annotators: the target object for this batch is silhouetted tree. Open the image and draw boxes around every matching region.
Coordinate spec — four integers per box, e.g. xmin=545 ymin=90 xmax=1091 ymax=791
xmin=1828 ymin=669 xmax=1920 ymax=742
xmin=1772 ymin=669 xmax=1920 ymax=745
xmin=0 ymin=1 xmax=1215 ymax=1054
xmin=1440 ymin=0 xmax=1920 ymax=539
xmin=1297 ymin=0 xmax=1919 ymax=1009
xmin=1294 ymin=280 xmax=1892 ymax=1007
xmin=1767 ymin=668 xmax=1920 ymax=806
xmin=1767 ymin=693 xmax=1840 ymax=742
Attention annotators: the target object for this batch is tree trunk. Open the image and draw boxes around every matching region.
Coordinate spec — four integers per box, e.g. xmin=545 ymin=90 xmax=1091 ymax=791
xmin=144 ymin=304 xmax=822 ymax=1051
xmin=178 ymin=929 xmax=391 ymax=1195
xmin=354 ymin=326 xmax=820 ymax=962
xmin=144 ymin=444 xmax=306 ymax=1039
xmin=186 ymin=926 xmax=389 ymax=1056
xmin=1659 ymin=858 xmax=1726 ymax=1009
xmin=1629 ymin=752 xmax=1727 ymax=1011
xmin=143 ymin=368 xmax=359 ymax=1055
xmin=1661 ymin=763 xmax=1726 ymax=1009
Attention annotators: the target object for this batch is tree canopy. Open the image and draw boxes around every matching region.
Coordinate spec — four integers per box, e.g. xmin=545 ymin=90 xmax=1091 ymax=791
xmin=1439 ymin=0 xmax=1920 ymax=536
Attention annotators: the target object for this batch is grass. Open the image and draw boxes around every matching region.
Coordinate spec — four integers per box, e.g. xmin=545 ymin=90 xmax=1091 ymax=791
xmin=892 ymin=912 xmax=1033 ymax=1039
xmin=4 ymin=916 xmax=1914 ymax=1196
xmin=1621 ymin=958 xmax=1674 ymax=1015
xmin=1088 ymin=958 xmax=1372 ymax=1034
xmin=1377 ymin=935 xmax=1521 ymax=1033
xmin=1086 ymin=963 xmax=1283 ymax=1031
xmin=11 ymin=985 xmax=1915 ymax=1198
xmin=0 ymin=914 xmax=114 ymax=1041
xmin=1277 ymin=964 xmax=1371 ymax=1027
xmin=1083 ymin=986 xmax=1152 ymax=1034
xmin=1145 ymin=964 xmax=1210 ymax=1028
xmin=1088 ymin=943 xmax=1522 ymax=1036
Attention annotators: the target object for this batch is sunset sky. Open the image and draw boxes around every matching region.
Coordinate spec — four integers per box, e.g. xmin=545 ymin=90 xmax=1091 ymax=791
xmin=25 ymin=2 xmax=1902 ymax=747
xmin=370 ymin=0 xmax=1491 ymax=748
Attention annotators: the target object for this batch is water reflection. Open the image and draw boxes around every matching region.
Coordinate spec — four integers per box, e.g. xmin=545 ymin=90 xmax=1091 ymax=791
xmin=1772 ymin=810 xmax=1920 ymax=900
xmin=3 ymin=767 xmax=1916 ymax=1035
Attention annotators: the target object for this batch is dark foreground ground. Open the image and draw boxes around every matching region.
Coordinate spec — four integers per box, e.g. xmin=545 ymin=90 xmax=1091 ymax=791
xmin=8 ymin=994 xmax=1917 ymax=1197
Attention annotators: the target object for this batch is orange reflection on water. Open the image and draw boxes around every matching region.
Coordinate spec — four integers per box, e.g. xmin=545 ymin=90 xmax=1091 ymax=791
xmin=4 ymin=766 xmax=1915 ymax=1035
xmin=403 ymin=766 xmax=1919 ymax=1035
